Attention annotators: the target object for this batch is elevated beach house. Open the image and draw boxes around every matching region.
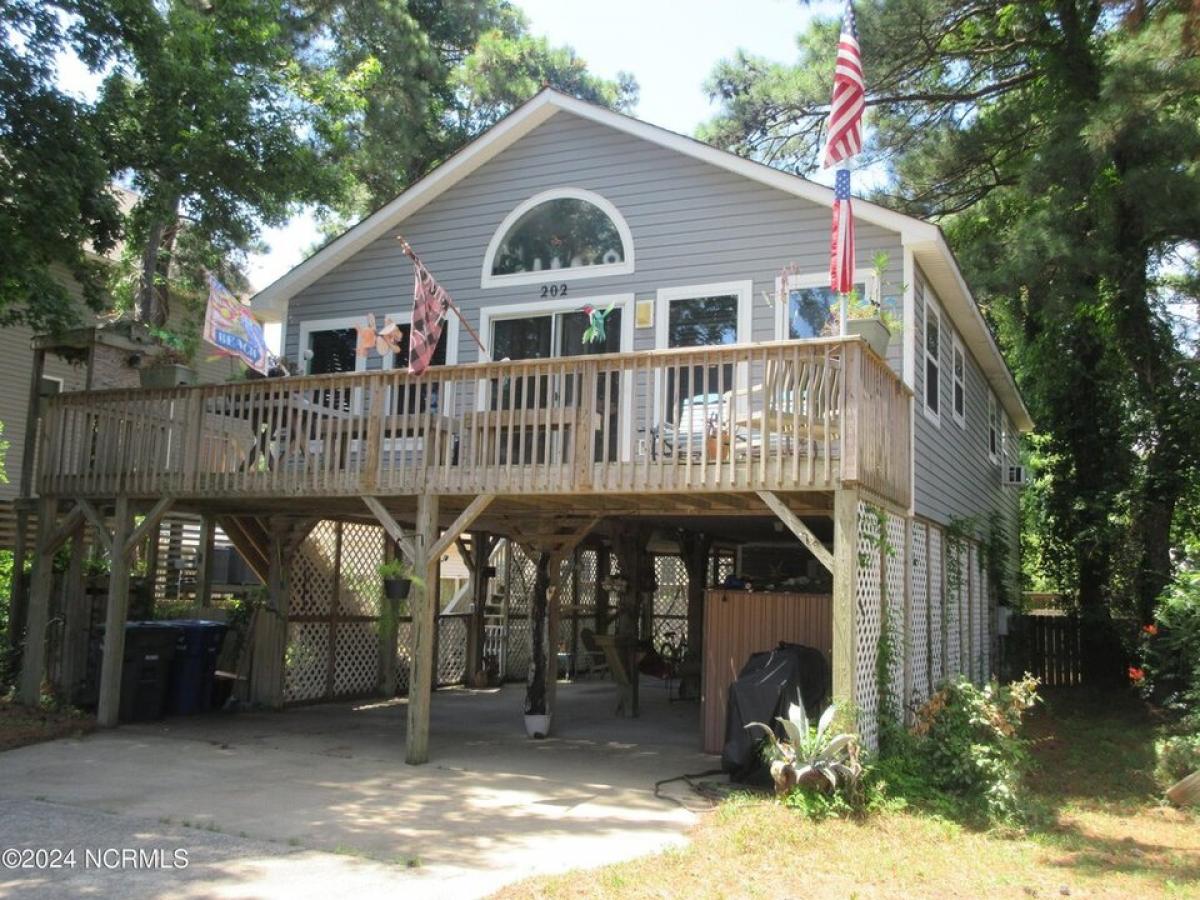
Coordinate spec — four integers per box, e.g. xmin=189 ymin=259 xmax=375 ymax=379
xmin=19 ymin=90 xmax=1031 ymax=761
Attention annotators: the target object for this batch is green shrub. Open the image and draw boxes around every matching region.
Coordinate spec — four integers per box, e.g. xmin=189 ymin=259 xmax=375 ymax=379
xmin=902 ymin=675 xmax=1041 ymax=824
xmin=1141 ymin=553 xmax=1200 ymax=723
xmin=1155 ymin=732 xmax=1200 ymax=788
xmin=0 ymin=550 xmax=13 ymax=689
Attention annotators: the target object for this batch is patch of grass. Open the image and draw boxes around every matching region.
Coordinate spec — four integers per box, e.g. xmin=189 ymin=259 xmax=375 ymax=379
xmin=497 ymin=688 xmax=1199 ymax=899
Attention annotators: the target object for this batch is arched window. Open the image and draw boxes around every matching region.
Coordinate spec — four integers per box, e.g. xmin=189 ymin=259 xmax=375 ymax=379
xmin=481 ymin=188 xmax=634 ymax=287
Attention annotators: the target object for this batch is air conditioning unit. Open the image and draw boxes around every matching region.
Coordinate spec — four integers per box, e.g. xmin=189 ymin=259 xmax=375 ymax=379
xmin=1004 ymin=465 xmax=1027 ymax=487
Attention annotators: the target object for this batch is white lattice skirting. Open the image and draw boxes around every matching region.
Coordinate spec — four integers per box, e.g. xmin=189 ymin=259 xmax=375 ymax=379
xmin=853 ymin=504 xmax=994 ymax=752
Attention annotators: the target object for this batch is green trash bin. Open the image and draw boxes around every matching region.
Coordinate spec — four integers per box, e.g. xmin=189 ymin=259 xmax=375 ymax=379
xmin=115 ymin=622 xmax=183 ymax=722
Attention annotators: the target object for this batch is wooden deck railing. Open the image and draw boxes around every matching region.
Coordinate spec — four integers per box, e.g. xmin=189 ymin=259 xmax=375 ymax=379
xmin=35 ymin=337 xmax=911 ymax=507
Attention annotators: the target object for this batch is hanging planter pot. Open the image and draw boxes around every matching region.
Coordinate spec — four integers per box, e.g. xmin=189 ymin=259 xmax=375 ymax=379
xmin=378 ymin=558 xmax=419 ymax=603
xmin=383 ymin=577 xmax=412 ymax=601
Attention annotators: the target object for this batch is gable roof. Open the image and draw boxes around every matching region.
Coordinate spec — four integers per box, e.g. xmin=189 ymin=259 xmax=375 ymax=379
xmin=252 ymin=88 xmax=1032 ymax=431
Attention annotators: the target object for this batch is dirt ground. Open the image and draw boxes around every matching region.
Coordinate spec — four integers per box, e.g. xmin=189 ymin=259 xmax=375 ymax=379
xmin=0 ymin=699 xmax=95 ymax=752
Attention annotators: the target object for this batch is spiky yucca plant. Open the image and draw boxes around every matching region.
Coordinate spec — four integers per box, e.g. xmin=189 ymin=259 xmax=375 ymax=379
xmin=747 ymin=699 xmax=861 ymax=795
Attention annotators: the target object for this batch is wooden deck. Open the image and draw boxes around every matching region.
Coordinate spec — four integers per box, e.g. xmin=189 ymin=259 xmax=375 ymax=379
xmin=34 ymin=337 xmax=911 ymax=509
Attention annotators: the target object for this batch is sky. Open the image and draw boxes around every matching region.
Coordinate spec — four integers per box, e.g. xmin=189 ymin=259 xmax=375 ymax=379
xmin=55 ymin=1 xmax=838 ymax=292
xmin=245 ymin=0 xmax=834 ymax=291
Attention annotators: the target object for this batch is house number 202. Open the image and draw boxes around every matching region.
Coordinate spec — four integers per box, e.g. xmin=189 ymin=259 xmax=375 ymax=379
xmin=539 ymin=283 xmax=568 ymax=299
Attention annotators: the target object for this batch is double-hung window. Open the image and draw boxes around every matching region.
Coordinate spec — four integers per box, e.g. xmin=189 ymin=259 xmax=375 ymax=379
xmin=951 ymin=336 xmax=966 ymax=427
xmin=924 ymin=296 xmax=942 ymax=422
xmin=988 ymin=391 xmax=1001 ymax=463
xmin=655 ymin=282 xmax=751 ymax=427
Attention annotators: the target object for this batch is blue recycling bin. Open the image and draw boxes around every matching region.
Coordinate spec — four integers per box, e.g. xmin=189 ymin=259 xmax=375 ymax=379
xmin=163 ymin=620 xmax=228 ymax=715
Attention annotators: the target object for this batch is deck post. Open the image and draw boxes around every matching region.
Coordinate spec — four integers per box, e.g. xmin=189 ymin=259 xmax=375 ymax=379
xmin=831 ymin=488 xmax=859 ymax=706
xmin=611 ymin=524 xmax=651 ymax=717
xmin=194 ymin=516 xmax=216 ymax=608
xmin=250 ymin=517 xmax=297 ymax=709
xmin=97 ymin=496 xmax=134 ymax=727
xmin=16 ymin=497 xmax=59 ymax=705
xmin=58 ymin=519 xmax=89 ymax=703
xmin=8 ymin=348 xmax=46 ymax=658
xmin=677 ymin=530 xmax=712 ymax=662
xmin=594 ymin=545 xmax=611 ymax=635
xmin=466 ymin=533 xmax=492 ymax=683
xmin=406 ymin=491 xmax=440 ymax=765
xmin=378 ymin=537 xmax=401 ymax=697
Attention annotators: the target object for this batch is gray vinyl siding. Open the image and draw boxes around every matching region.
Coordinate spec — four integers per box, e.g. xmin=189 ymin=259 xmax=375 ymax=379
xmin=285 ymin=111 xmax=906 ymax=376
xmin=912 ymin=266 xmax=1019 ymax=559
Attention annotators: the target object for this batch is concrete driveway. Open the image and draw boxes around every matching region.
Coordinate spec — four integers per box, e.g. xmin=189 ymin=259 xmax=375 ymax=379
xmin=0 ymin=680 xmax=716 ymax=898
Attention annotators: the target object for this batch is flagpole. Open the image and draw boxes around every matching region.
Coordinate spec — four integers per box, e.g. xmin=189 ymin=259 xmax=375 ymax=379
xmin=397 ymin=235 xmax=491 ymax=361
xmin=839 ymin=164 xmax=850 ymax=337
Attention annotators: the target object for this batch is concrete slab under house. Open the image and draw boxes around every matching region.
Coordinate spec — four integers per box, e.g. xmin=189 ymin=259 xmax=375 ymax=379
xmin=13 ymin=89 xmax=1031 ymax=771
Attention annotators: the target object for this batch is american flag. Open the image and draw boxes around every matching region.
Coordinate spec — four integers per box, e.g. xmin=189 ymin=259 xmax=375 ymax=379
xmin=408 ymin=255 xmax=450 ymax=375
xmin=823 ymin=1 xmax=864 ymax=169
xmin=825 ymin=1 xmax=862 ymax=297
xmin=830 ymin=169 xmax=856 ymax=295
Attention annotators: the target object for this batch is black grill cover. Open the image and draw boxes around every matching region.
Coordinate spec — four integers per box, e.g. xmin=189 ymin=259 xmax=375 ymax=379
xmin=720 ymin=642 xmax=828 ymax=783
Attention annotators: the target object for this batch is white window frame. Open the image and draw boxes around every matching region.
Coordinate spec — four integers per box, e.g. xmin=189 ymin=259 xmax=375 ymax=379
xmin=478 ymin=293 xmax=635 ymax=461
xmin=298 ymin=316 xmax=369 ymax=376
xmin=922 ymin=294 xmax=943 ymax=426
xmin=39 ymin=374 xmax=65 ymax=394
xmin=654 ymin=280 xmax=753 ymax=434
xmin=773 ymin=269 xmax=877 ymax=340
xmin=950 ymin=334 xmax=967 ymax=429
xmin=655 ymin=280 xmax=753 ymax=351
xmin=480 ymin=187 xmax=635 ymax=288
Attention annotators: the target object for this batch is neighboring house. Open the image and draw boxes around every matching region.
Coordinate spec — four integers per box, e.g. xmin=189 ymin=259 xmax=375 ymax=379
xmin=0 ymin=199 xmax=246 ymax=552
xmin=23 ymin=90 xmax=1031 ymax=760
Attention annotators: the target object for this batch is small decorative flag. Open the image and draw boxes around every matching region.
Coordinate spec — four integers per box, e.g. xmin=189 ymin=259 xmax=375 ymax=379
xmin=203 ymin=275 xmax=270 ymax=375
xmin=408 ymin=255 xmax=451 ymax=375
xmin=822 ymin=1 xmax=864 ymax=170
xmin=830 ymin=169 xmax=856 ymax=295
xmin=355 ymin=313 xmax=405 ymax=358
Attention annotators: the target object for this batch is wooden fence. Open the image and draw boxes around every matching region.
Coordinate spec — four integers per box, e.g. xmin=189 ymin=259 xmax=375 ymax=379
xmin=1015 ymin=614 xmax=1083 ymax=687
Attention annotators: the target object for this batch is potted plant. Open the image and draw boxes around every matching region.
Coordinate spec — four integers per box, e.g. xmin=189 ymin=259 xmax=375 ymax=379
xmin=833 ymin=251 xmax=904 ymax=359
xmin=746 ymin=700 xmax=861 ymax=795
xmin=377 ymin=558 xmax=418 ymax=602
xmin=139 ymin=327 xmax=199 ymax=388
xmin=83 ymin=555 xmax=111 ymax=592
